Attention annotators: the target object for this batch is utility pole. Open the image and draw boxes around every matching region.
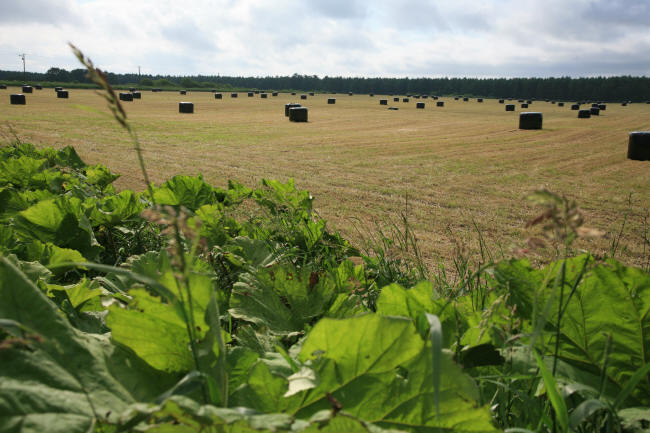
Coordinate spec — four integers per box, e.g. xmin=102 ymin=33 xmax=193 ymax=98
xmin=138 ymin=65 xmax=141 ymax=78
xmin=19 ymin=53 xmax=26 ymax=83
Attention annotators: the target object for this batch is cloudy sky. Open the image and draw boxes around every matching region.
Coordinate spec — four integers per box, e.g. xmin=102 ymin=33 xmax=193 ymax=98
xmin=1 ymin=0 xmax=649 ymax=78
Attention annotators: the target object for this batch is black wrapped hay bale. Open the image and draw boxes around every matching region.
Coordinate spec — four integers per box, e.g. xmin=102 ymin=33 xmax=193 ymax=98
xmin=526 ymin=100 xmax=532 ymax=104
xmin=388 ymin=107 xmax=399 ymax=110
xmin=628 ymin=131 xmax=650 ymax=161
xmin=402 ymin=98 xmax=409 ymax=102
xmin=558 ymin=102 xmax=564 ymax=107
xmin=35 ymin=85 xmax=42 ymax=90
xmin=291 ymin=92 xmax=296 ymax=95
xmin=118 ymin=92 xmax=132 ymax=101
xmin=309 ymin=92 xmax=315 ymax=96
xmin=422 ymin=95 xmax=428 ymax=99
xmin=179 ymin=102 xmax=194 ymax=113
xmin=598 ymin=104 xmax=606 ymax=111
xmin=578 ymin=109 xmax=591 ymax=118
xmin=518 ymin=99 xmax=524 ymax=103
xmin=369 ymin=93 xmax=374 ymax=97
xmin=571 ymin=104 xmax=580 ymax=110
xmin=519 ymin=112 xmax=543 ymax=130
xmin=590 ymin=107 xmax=600 ymax=116
xmin=505 ymin=104 xmax=515 ymax=111
xmin=10 ymin=94 xmax=25 ymax=105
xmin=215 ymin=93 xmax=222 ymax=99
xmin=261 ymin=93 xmax=268 ymax=98
xmin=463 ymin=97 xmax=469 ymax=101
xmin=477 ymin=98 xmax=483 ymax=102
xmin=521 ymin=103 xmax=528 ymax=108
xmin=55 ymin=86 xmax=63 ymax=92
xmin=300 ymin=94 xmax=307 ymax=100
xmin=22 ymin=85 xmax=33 ymax=93
xmin=132 ymin=92 xmax=141 ymax=99
xmin=591 ymin=103 xmax=599 ymax=108
xmin=211 ymin=89 xmax=217 ymax=93
xmin=436 ymin=101 xmax=444 ymax=107
xmin=416 ymin=102 xmax=425 ymax=109
xmin=0 ymin=84 xmax=6 ymax=89
xmin=285 ymin=103 xmax=301 ymax=116
xmin=129 ymin=87 xmax=136 ymax=92
xmin=433 ymin=96 xmax=439 ymax=100
xmin=327 ymin=98 xmax=335 ymax=104
xmin=551 ymin=101 xmax=556 ymax=104
xmin=348 ymin=92 xmax=353 ymax=96
xmin=254 ymin=90 xmax=260 ymax=94
xmin=248 ymin=92 xmax=254 ymax=97
xmin=498 ymin=99 xmax=504 ymax=103
xmin=454 ymin=97 xmax=459 ymax=100
xmin=289 ymin=106 xmax=308 ymax=122
xmin=272 ymin=92 xmax=278 ymax=96
xmin=231 ymin=93 xmax=238 ymax=98
xmin=621 ymin=102 xmax=627 ymax=106
xmin=180 ymin=90 xmax=186 ymax=95
xmin=379 ymin=99 xmax=388 ymax=105
xmin=393 ymin=97 xmax=399 ymax=102
xmin=57 ymin=90 xmax=69 ymax=99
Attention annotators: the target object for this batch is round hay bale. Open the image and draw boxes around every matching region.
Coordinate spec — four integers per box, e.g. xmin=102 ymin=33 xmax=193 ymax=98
xmin=231 ymin=93 xmax=238 ymax=98
xmin=327 ymin=98 xmax=336 ymax=104
xmin=285 ymin=103 xmax=301 ymax=116
xmin=388 ymin=107 xmax=399 ymax=110
xmin=379 ymin=99 xmax=388 ymax=105
xmin=0 ymin=84 xmax=6 ymax=89
xmin=519 ymin=112 xmax=543 ymax=130
xmin=598 ymin=104 xmax=606 ymax=111
xmin=590 ymin=107 xmax=600 ymax=115
xmin=211 ymin=89 xmax=217 ymax=93
xmin=132 ymin=92 xmax=141 ymax=99
xmin=518 ymin=99 xmax=524 ymax=103
xmin=463 ymin=97 xmax=469 ymax=101
xmin=414 ymin=95 xmax=420 ymax=99
xmin=10 ymin=94 xmax=26 ymax=105
xmin=627 ymin=131 xmax=650 ymax=161
xmin=369 ymin=93 xmax=374 ymax=97
xmin=129 ymin=87 xmax=136 ymax=92
xmin=289 ymin=106 xmax=308 ymax=122
xmin=179 ymin=102 xmax=194 ymax=113
xmin=498 ymin=99 xmax=504 ymax=103
xmin=300 ymin=94 xmax=307 ymax=100
xmin=348 ymin=92 xmax=353 ymax=96
xmin=248 ymin=92 xmax=254 ymax=97
xmin=118 ymin=92 xmax=132 ymax=101
xmin=422 ymin=95 xmax=428 ymax=99
xmin=416 ymin=102 xmax=425 ymax=109
xmin=551 ymin=101 xmax=556 ymax=104
xmin=272 ymin=92 xmax=278 ymax=96
xmin=557 ymin=102 xmax=564 ymax=107
xmin=309 ymin=92 xmax=315 ymax=96
xmin=526 ymin=100 xmax=532 ymax=104
xmin=621 ymin=102 xmax=627 ymax=106
xmin=35 ymin=85 xmax=42 ymax=90
xmin=571 ymin=104 xmax=580 ymax=110
xmin=505 ymin=104 xmax=515 ymax=111
xmin=578 ymin=109 xmax=591 ymax=118
xmin=393 ymin=97 xmax=399 ymax=102
xmin=261 ymin=93 xmax=268 ymax=98
xmin=591 ymin=103 xmax=599 ymax=108
xmin=55 ymin=86 xmax=62 ymax=92
xmin=22 ymin=85 xmax=33 ymax=93
xmin=477 ymin=98 xmax=483 ymax=102
xmin=215 ymin=93 xmax=222 ymax=99
xmin=180 ymin=90 xmax=187 ymax=95
xmin=254 ymin=90 xmax=260 ymax=94
xmin=402 ymin=98 xmax=409 ymax=103
xmin=436 ymin=101 xmax=444 ymax=107
xmin=521 ymin=103 xmax=528 ymax=108
xmin=433 ymin=96 xmax=439 ymax=100
xmin=57 ymin=90 xmax=69 ymax=99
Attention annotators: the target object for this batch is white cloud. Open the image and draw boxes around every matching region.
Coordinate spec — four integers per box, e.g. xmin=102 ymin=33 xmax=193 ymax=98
xmin=0 ymin=0 xmax=648 ymax=77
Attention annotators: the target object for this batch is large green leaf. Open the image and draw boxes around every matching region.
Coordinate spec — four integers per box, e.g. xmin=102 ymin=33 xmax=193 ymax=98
xmin=86 ymin=190 xmax=145 ymax=227
xmin=152 ymin=175 xmax=224 ymax=211
xmin=0 ymin=255 xmax=169 ymax=432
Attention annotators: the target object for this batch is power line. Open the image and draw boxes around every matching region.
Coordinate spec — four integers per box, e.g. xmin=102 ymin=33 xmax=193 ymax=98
xmin=19 ymin=53 xmax=26 ymax=82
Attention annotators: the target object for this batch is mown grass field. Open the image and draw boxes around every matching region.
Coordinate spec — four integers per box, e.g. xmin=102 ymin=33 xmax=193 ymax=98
xmin=1 ymin=87 xmax=649 ymax=269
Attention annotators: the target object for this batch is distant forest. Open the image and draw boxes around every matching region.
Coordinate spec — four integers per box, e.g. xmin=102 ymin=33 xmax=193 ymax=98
xmin=1 ymin=67 xmax=649 ymax=101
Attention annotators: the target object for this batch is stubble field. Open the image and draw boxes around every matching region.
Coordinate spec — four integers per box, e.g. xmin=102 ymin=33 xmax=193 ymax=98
xmin=1 ymin=87 xmax=649 ymax=270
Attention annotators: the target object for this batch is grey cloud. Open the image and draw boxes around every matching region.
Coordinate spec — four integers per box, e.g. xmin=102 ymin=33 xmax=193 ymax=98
xmin=160 ymin=19 xmax=217 ymax=52
xmin=584 ymin=0 xmax=650 ymax=26
xmin=0 ymin=0 xmax=79 ymax=25
xmin=305 ymin=0 xmax=368 ymax=19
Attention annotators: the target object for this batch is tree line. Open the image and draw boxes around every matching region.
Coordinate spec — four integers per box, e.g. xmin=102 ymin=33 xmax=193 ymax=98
xmin=1 ymin=67 xmax=649 ymax=102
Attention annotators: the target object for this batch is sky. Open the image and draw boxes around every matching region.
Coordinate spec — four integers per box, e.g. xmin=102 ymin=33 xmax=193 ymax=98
xmin=0 ymin=0 xmax=649 ymax=78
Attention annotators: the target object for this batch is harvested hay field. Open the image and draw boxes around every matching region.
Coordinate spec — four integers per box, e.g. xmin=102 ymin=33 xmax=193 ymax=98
xmin=2 ymin=87 xmax=649 ymax=269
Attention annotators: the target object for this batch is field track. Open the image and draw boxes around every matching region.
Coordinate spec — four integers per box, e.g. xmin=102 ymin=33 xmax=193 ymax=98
xmin=2 ymin=87 xmax=649 ymax=269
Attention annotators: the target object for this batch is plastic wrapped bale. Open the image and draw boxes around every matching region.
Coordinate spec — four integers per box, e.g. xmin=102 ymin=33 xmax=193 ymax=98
xmin=519 ymin=112 xmax=543 ymax=129
xmin=22 ymin=85 xmax=33 ymax=93
xmin=505 ymin=104 xmax=515 ymax=111
xmin=348 ymin=92 xmax=353 ymax=96
xmin=309 ymin=92 xmax=315 ymax=96
xmin=231 ymin=93 xmax=238 ymax=98
xmin=521 ymin=103 xmax=528 ymax=108
xmin=10 ymin=94 xmax=26 ymax=105
xmin=35 ymin=85 xmax=42 ymax=90
xmin=254 ymin=90 xmax=260 ymax=94
xmin=621 ymin=102 xmax=627 ymax=106
xmin=261 ymin=93 xmax=268 ymax=98
xmin=129 ymin=87 xmax=136 ymax=92
xmin=477 ymin=98 xmax=483 ymax=102
xmin=55 ymin=86 xmax=62 ymax=92
xmin=180 ymin=90 xmax=186 ymax=95
xmin=300 ymin=94 xmax=307 ymax=100
xmin=551 ymin=101 xmax=556 ymax=104
xmin=211 ymin=89 xmax=217 ymax=93
xmin=598 ymin=104 xmax=606 ymax=110
xmin=291 ymin=92 xmax=296 ymax=95
xmin=393 ymin=97 xmax=399 ymax=102
xmin=403 ymin=98 xmax=409 ymax=102
xmin=215 ymin=93 xmax=222 ymax=99
xmin=591 ymin=103 xmax=599 ymax=108
xmin=433 ymin=96 xmax=439 ymax=100
xmin=57 ymin=90 xmax=69 ymax=99
xmin=454 ymin=97 xmax=459 ymax=100
xmin=422 ymin=95 xmax=428 ymax=99
xmin=285 ymin=103 xmax=301 ymax=116
xmin=578 ymin=109 xmax=591 ymax=118
xmin=0 ymin=84 xmax=6 ymax=89
xmin=436 ymin=101 xmax=444 ymax=107
xmin=558 ymin=102 xmax=564 ymax=107
xmin=414 ymin=95 xmax=420 ymax=99
xmin=248 ymin=92 xmax=254 ymax=97
xmin=627 ymin=131 xmax=650 ymax=161
xmin=179 ymin=102 xmax=194 ymax=113
xmin=388 ymin=107 xmax=399 ymax=110
xmin=463 ymin=97 xmax=469 ymax=101
xmin=416 ymin=102 xmax=425 ymax=109
xmin=499 ymin=99 xmax=504 ymax=103
xmin=327 ymin=98 xmax=336 ymax=104
xmin=132 ymin=92 xmax=141 ymax=99
xmin=370 ymin=93 xmax=374 ymax=97
xmin=518 ymin=99 xmax=524 ymax=103
xmin=380 ymin=99 xmax=388 ymax=105
xmin=527 ymin=100 xmax=532 ymax=104
xmin=272 ymin=92 xmax=278 ymax=96
xmin=289 ymin=106 xmax=308 ymax=122
xmin=590 ymin=107 xmax=600 ymax=116
xmin=571 ymin=104 xmax=580 ymax=110
xmin=118 ymin=92 xmax=132 ymax=101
